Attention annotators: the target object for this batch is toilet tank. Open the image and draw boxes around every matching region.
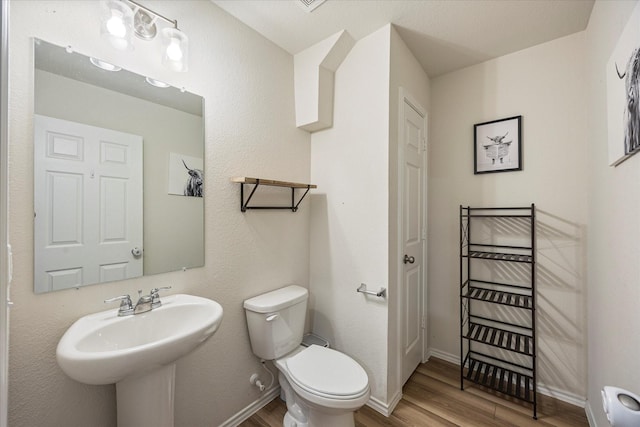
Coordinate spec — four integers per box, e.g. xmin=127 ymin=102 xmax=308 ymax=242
xmin=243 ymin=285 xmax=308 ymax=360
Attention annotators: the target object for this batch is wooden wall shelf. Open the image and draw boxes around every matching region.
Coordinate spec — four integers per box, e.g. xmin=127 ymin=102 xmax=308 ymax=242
xmin=231 ymin=177 xmax=317 ymax=212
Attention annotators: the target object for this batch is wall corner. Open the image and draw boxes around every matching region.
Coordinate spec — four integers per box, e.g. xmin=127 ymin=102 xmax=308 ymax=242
xmin=294 ymin=30 xmax=354 ymax=133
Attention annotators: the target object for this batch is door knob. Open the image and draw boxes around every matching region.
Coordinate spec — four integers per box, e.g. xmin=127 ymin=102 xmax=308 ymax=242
xmin=131 ymin=247 xmax=142 ymax=258
xmin=404 ymin=254 xmax=415 ymax=264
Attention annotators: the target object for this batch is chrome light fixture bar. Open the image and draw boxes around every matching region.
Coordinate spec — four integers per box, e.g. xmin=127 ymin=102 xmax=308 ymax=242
xmin=100 ymin=0 xmax=189 ymax=72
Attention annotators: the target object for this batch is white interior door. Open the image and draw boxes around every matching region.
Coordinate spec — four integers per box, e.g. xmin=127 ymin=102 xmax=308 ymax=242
xmin=400 ymin=94 xmax=426 ymax=386
xmin=34 ymin=115 xmax=143 ymax=292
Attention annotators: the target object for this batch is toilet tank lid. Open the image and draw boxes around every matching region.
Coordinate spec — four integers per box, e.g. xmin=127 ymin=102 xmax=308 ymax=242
xmin=244 ymin=285 xmax=308 ymax=313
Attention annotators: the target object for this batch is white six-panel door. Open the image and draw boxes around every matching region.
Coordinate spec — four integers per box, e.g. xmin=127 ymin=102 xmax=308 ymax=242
xmin=34 ymin=115 xmax=143 ymax=292
xmin=400 ymin=95 xmax=426 ymax=386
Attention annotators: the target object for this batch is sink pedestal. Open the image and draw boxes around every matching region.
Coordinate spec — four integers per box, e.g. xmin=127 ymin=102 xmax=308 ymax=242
xmin=116 ymin=363 xmax=176 ymax=427
xmin=56 ymin=294 xmax=224 ymax=427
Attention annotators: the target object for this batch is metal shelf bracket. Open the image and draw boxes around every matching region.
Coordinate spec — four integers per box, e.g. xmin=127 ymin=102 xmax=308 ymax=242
xmin=232 ymin=177 xmax=317 ymax=213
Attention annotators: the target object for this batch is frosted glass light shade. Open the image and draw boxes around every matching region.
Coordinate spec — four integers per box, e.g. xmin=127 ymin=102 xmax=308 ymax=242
xmin=161 ymin=27 xmax=188 ymax=72
xmin=100 ymin=0 xmax=134 ymax=51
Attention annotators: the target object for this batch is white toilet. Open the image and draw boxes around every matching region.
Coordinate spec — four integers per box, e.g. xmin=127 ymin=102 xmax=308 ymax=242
xmin=244 ymin=285 xmax=370 ymax=427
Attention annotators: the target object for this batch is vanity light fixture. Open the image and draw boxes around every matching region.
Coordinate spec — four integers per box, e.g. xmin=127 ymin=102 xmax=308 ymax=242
xmin=100 ymin=0 xmax=189 ymax=72
xmin=100 ymin=0 xmax=134 ymax=51
xmin=161 ymin=27 xmax=189 ymax=72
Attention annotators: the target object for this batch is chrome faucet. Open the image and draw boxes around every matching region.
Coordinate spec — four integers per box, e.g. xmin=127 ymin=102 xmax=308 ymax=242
xmin=134 ymin=290 xmax=153 ymax=314
xmin=150 ymin=286 xmax=172 ymax=309
xmin=105 ymin=286 xmax=172 ymax=316
xmin=104 ymin=294 xmax=134 ymax=317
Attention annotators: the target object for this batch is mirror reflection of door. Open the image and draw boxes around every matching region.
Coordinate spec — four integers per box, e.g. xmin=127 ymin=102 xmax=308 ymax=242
xmin=34 ymin=115 xmax=143 ymax=293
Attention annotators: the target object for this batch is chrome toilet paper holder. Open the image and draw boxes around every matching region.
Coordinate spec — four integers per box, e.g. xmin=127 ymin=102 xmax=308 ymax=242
xmin=356 ymin=283 xmax=386 ymax=298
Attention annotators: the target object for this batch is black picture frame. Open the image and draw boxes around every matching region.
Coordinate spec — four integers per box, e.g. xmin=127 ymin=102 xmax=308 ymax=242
xmin=474 ymin=115 xmax=522 ymax=174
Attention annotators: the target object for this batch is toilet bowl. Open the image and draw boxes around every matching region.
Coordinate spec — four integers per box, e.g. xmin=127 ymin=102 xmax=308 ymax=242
xmin=244 ymin=285 xmax=370 ymax=427
xmin=276 ymin=345 xmax=370 ymax=426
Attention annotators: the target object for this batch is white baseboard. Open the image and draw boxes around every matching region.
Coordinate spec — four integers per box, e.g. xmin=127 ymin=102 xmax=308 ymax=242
xmin=585 ymin=400 xmax=599 ymax=427
xmin=366 ymin=390 xmax=403 ymax=417
xmin=426 ymin=347 xmax=460 ymax=365
xmin=219 ymin=386 xmax=281 ymax=427
xmin=426 ymin=347 xmax=587 ymax=408
xmin=537 ymin=383 xmax=586 ymax=408
xmin=387 ymin=389 xmax=403 ymax=414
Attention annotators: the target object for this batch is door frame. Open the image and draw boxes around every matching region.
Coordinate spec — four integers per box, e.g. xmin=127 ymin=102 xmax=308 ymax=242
xmin=0 ymin=1 xmax=10 ymax=426
xmin=395 ymin=87 xmax=428 ymax=392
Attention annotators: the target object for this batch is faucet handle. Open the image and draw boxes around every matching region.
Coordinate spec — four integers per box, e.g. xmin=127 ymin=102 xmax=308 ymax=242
xmin=104 ymin=294 xmax=133 ymax=316
xmin=150 ymin=286 xmax=172 ymax=308
xmin=150 ymin=286 xmax=172 ymax=296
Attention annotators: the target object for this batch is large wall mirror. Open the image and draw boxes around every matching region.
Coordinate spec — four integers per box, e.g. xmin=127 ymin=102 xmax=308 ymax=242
xmin=33 ymin=38 xmax=204 ymax=294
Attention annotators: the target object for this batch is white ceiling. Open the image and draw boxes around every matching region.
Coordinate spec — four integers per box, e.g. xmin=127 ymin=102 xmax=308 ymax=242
xmin=212 ymin=0 xmax=595 ymax=77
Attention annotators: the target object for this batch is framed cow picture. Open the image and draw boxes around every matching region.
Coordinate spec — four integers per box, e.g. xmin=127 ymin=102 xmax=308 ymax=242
xmin=474 ymin=116 xmax=522 ymax=174
xmin=168 ymin=152 xmax=204 ymax=197
xmin=607 ymin=0 xmax=640 ymax=166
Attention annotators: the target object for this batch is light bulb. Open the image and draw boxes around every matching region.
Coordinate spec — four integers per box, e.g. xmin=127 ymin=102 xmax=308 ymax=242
xmin=100 ymin=0 xmax=134 ymax=50
xmin=166 ymin=38 xmax=183 ymax=61
xmin=161 ymin=27 xmax=188 ymax=72
xmin=106 ymin=11 xmax=126 ymax=38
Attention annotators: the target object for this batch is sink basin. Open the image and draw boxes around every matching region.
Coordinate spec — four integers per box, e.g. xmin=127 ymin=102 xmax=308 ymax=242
xmin=57 ymin=293 xmax=223 ymax=385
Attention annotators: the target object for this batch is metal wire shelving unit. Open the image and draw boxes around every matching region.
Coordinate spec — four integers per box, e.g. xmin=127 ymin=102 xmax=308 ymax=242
xmin=460 ymin=204 xmax=537 ymax=419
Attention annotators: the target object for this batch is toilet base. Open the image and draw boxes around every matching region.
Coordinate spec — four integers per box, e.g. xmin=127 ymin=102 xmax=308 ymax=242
xmin=307 ymin=410 xmax=355 ymax=427
xmin=279 ymin=372 xmax=357 ymax=427
xmin=283 ymin=411 xmax=307 ymax=427
xmin=282 ymin=408 xmax=355 ymax=427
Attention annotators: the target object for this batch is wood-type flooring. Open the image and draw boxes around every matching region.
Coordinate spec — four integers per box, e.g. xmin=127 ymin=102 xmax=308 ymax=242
xmin=240 ymin=357 xmax=588 ymax=427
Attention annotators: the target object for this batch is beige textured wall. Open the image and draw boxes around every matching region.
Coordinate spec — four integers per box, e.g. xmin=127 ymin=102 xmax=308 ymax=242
xmin=9 ymin=1 xmax=310 ymax=426
xmin=585 ymin=0 xmax=640 ymax=424
xmin=309 ymin=25 xmax=391 ymax=407
xmin=309 ymin=23 xmax=430 ymax=412
xmin=428 ymin=32 xmax=589 ymax=400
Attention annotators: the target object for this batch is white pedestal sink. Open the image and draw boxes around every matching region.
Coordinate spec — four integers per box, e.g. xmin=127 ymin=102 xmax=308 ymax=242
xmin=56 ymin=294 xmax=223 ymax=427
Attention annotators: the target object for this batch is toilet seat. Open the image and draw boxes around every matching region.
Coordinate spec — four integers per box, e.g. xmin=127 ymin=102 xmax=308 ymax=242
xmin=284 ymin=345 xmax=369 ymax=400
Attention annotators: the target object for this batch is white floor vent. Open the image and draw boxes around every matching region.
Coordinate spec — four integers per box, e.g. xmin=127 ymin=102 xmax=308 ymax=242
xmin=297 ymin=0 xmax=327 ymax=13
